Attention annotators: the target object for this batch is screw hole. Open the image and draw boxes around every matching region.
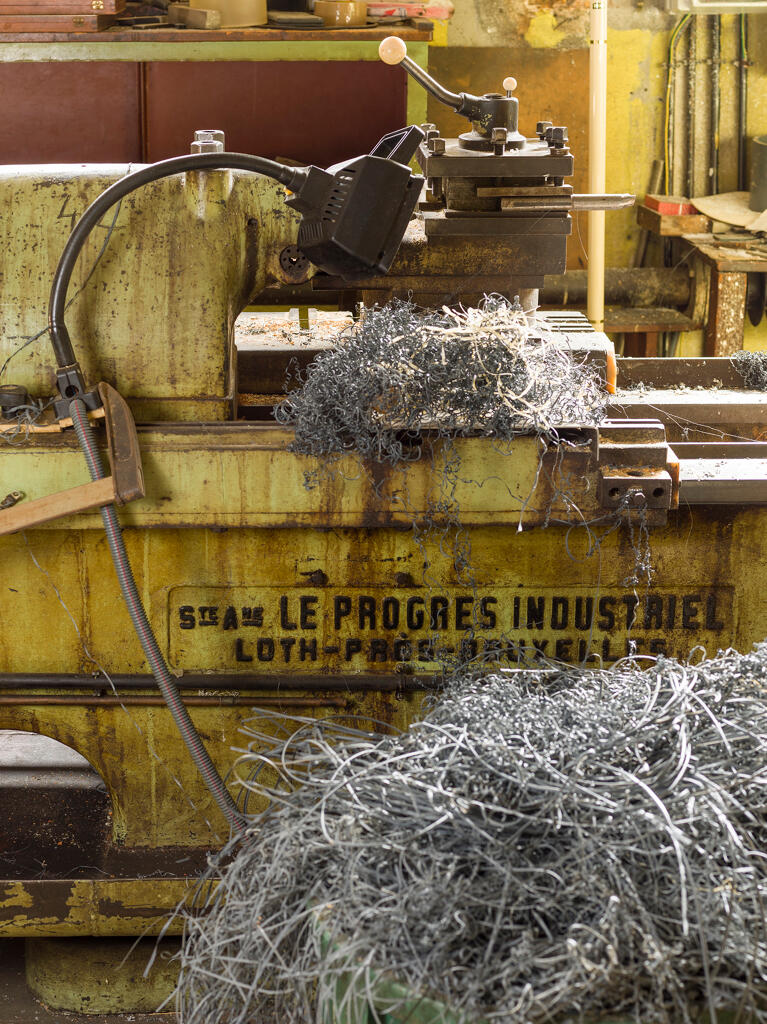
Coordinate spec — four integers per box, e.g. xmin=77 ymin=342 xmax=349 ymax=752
xmin=652 ymin=487 xmax=665 ymax=498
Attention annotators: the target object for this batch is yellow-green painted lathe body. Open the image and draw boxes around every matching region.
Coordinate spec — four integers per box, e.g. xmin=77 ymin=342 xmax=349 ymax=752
xmin=0 ymin=476 xmax=761 ymax=940
xmin=0 ymin=165 xmax=306 ymax=421
xmin=0 ymin=164 xmax=764 ymax=945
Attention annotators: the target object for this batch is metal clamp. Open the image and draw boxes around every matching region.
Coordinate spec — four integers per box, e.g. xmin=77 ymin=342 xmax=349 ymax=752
xmin=0 ymin=384 xmax=144 ymax=536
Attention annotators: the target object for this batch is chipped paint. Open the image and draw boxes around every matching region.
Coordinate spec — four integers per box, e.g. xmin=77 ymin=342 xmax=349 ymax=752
xmin=524 ymin=12 xmax=569 ymax=50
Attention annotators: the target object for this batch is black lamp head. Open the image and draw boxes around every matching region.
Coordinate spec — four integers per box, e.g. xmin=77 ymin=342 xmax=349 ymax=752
xmin=285 ymin=126 xmax=425 ymax=280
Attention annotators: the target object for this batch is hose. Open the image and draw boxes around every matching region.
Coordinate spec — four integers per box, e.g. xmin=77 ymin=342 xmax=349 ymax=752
xmin=70 ymin=398 xmax=247 ymax=835
xmin=53 ymin=154 xmax=310 ymax=836
xmin=49 ymin=152 xmax=305 ymax=371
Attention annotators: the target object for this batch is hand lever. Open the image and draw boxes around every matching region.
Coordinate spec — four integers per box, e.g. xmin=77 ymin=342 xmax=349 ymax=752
xmin=379 ymin=36 xmax=526 ymax=148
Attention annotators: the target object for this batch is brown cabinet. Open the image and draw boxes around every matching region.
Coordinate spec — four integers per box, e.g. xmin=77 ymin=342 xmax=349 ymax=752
xmin=0 ymin=49 xmax=410 ymax=165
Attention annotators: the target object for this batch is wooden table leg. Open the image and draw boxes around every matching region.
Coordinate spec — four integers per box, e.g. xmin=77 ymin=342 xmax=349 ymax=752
xmin=622 ymin=331 xmax=659 ymax=357
xmin=704 ymin=270 xmax=747 ymax=356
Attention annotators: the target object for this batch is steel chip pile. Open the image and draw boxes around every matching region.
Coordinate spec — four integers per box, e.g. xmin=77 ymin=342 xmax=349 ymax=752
xmin=176 ymin=648 xmax=767 ymax=1024
xmin=274 ymin=298 xmax=607 ymax=466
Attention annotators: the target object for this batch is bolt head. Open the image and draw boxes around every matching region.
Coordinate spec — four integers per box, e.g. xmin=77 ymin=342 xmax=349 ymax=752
xmin=191 ymin=140 xmax=224 ymax=154
xmin=193 ymin=128 xmax=225 ymax=148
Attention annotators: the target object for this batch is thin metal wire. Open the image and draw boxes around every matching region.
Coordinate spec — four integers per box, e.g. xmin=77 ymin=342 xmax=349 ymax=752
xmin=175 ymin=653 xmax=767 ymax=1024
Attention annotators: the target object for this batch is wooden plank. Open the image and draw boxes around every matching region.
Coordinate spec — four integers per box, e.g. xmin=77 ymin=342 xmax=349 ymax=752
xmin=477 ymin=185 xmax=572 ymax=198
xmin=0 ymin=477 xmax=114 ymax=535
xmin=604 ymin=306 xmax=700 ymax=333
xmin=636 ymin=204 xmax=711 ymax=237
xmin=0 ymin=22 xmax=432 ymax=41
xmin=687 ymin=239 xmax=767 ymax=274
xmin=0 ymin=10 xmax=114 ymax=27
xmin=0 ymin=0 xmax=124 ymax=12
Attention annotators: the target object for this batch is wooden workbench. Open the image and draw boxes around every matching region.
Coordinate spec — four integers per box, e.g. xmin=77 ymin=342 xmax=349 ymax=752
xmin=683 ymin=233 xmax=767 ymax=356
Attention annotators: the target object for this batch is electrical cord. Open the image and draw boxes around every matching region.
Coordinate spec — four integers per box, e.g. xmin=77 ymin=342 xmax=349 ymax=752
xmin=69 ymin=397 xmax=247 ymax=835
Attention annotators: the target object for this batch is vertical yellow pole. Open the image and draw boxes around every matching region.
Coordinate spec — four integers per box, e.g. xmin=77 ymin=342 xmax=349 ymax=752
xmin=587 ymin=0 xmax=608 ymax=331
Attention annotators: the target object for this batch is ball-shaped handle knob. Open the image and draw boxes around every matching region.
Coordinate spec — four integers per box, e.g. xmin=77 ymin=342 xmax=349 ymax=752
xmin=503 ymin=76 xmax=517 ymax=93
xmin=379 ymin=36 xmax=408 ymax=66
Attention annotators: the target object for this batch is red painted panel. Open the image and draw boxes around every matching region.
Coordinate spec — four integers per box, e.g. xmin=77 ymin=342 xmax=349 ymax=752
xmin=0 ymin=62 xmax=141 ymax=163
xmin=144 ymin=61 xmax=408 ymax=166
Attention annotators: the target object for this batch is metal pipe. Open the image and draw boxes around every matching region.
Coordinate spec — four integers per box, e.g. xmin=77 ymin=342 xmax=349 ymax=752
xmin=0 ymin=695 xmax=346 ymax=707
xmin=399 ymin=54 xmax=464 ymax=112
xmin=497 ymin=193 xmax=633 ymax=212
xmin=710 ymin=15 xmax=720 ymax=194
xmin=541 ymin=267 xmax=691 ymax=308
xmin=587 ymin=0 xmax=608 ymax=331
xmin=573 ymin=193 xmax=633 ymax=210
xmin=0 ymin=672 xmax=429 ymax=692
xmin=737 ymin=13 xmax=748 ymax=192
xmin=379 ymin=35 xmax=462 ymax=110
xmin=687 ymin=16 xmax=697 ymax=198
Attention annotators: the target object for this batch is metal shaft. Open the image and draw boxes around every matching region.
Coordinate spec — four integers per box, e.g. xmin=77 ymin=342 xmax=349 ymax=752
xmin=737 ymin=13 xmax=748 ymax=192
xmin=710 ymin=15 xmax=720 ymax=194
xmin=572 ymin=193 xmax=634 ymax=210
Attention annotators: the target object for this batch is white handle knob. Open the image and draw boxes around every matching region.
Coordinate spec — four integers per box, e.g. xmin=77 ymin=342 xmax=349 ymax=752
xmin=379 ymin=36 xmax=408 ymax=66
xmin=503 ymin=76 xmax=517 ymax=93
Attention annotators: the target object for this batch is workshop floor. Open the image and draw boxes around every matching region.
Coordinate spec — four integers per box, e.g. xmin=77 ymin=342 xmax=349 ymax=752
xmin=0 ymin=940 xmax=176 ymax=1024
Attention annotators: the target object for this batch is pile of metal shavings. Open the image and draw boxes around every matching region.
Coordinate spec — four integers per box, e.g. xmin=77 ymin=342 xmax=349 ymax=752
xmin=274 ymin=297 xmax=608 ymax=468
xmin=731 ymin=350 xmax=767 ymax=389
xmin=176 ymin=649 xmax=767 ymax=1024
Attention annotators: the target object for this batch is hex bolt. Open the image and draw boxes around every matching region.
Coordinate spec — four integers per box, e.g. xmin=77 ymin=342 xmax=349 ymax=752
xmin=549 ymin=126 xmax=569 ymax=153
xmin=420 ymin=122 xmax=437 ymax=134
xmin=191 ymin=129 xmax=225 ymax=154
xmin=551 ymin=126 xmax=569 ymax=146
xmin=536 ymin=120 xmax=553 ymax=139
xmin=491 ymin=127 xmax=508 ymax=155
xmin=428 ymin=137 xmax=446 ymax=154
